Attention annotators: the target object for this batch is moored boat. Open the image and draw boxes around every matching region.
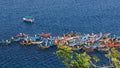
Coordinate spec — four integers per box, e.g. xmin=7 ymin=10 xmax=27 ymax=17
xmin=97 ymin=44 xmax=110 ymax=52
xmin=82 ymin=47 xmax=94 ymax=52
xmin=57 ymin=45 xmax=69 ymax=49
xmin=39 ymin=33 xmax=51 ymax=38
xmin=31 ymin=41 xmax=43 ymax=45
xmin=0 ymin=40 xmax=11 ymax=45
xmin=20 ymin=40 xmax=32 ymax=46
xmin=37 ymin=44 xmax=50 ymax=49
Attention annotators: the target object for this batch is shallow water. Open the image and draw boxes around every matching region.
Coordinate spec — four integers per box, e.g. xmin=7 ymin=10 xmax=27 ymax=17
xmin=0 ymin=0 xmax=120 ymax=68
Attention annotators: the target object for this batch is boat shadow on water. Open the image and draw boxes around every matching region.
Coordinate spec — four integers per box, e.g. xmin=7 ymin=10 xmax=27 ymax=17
xmin=24 ymin=21 xmax=34 ymax=25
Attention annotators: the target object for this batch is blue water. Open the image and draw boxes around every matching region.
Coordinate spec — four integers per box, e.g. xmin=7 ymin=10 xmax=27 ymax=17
xmin=0 ymin=0 xmax=120 ymax=68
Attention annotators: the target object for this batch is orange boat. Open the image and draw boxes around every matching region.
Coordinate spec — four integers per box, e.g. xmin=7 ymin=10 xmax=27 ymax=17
xmin=39 ymin=33 xmax=51 ymax=38
xmin=105 ymin=43 xmax=114 ymax=48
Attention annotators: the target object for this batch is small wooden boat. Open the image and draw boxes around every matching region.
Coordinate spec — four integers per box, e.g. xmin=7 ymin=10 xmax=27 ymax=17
xmin=5 ymin=40 xmax=11 ymax=45
xmin=105 ymin=43 xmax=114 ymax=48
xmin=16 ymin=33 xmax=28 ymax=37
xmin=97 ymin=47 xmax=110 ymax=52
xmin=115 ymin=44 xmax=120 ymax=47
xmin=37 ymin=44 xmax=50 ymax=49
xmin=31 ymin=41 xmax=43 ymax=45
xmin=0 ymin=40 xmax=11 ymax=45
xmin=71 ymin=45 xmax=82 ymax=51
xmin=34 ymin=35 xmax=40 ymax=40
xmin=23 ymin=16 xmax=34 ymax=23
xmin=82 ymin=45 xmax=94 ymax=52
xmin=11 ymin=37 xmax=21 ymax=42
xmin=99 ymin=38 xmax=111 ymax=43
xmin=97 ymin=44 xmax=110 ymax=52
xmin=83 ymin=47 xmax=94 ymax=52
xmin=39 ymin=33 xmax=51 ymax=38
xmin=20 ymin=40 xmax=32 ymax=46
xmin=57 ymin=45 xmax=69 ymax=49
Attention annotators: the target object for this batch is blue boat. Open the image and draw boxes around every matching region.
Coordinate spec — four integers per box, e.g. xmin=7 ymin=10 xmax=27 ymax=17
xmin=0 ymin=39 xmax=11 ymax=45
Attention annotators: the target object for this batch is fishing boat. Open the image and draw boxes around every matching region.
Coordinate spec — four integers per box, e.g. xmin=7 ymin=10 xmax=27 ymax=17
xmin=37 ymin=40 xmax=51 ymax=49
xmin=68 ymin=41 xmax=82 ymax=51
xmin=82 ymin=47 xmax=94 ymax=52
xmin=113 ymin=38 xmax=120 ymax=44
xmin=39 ymin=33 xmax=51 ymax=38
xmin=71 ymin=45 xmax=82 ymax=51
xmin=57 ymin=45 xmax=69 ymax=49
xmin=0 ymin=40 xmax=11 ymax=45
xmin=105 ymin=43 xmax=115 ymax=48
xmin=82 ymin=44 xmax=94 ymax=52
xmin=97 ymin=44 xmax=110 ymax=52
xmin=20 ymin=40 xmax=32 ymax=46
xmin=16 ymin=33 xmax=28 ymax=37
xmin=99 ymin=38 xmax=111 ymax=43
xmin=23 ymin=16 xmax=34 ymax=23
xmin=34 ymin=35 xmax=41 ymax=40
xmin=37 ymin=44 xmax=49 ymax=49
xmin=31 ymin=41 xmax=43 ymax=45
xmin=11 ymin=37 xmax=21 ymax=42
xmin=115 ymin=44 xmax=120 ymax=47
xmin=5 ymin=40 xmax=11 ymax=45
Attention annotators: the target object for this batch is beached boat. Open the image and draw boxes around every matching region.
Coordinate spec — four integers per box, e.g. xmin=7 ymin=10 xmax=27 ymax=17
xmin=23 ymin=16 xmax=34 ymax=23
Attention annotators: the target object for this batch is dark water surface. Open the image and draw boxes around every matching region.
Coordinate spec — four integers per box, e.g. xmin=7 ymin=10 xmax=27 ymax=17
xmin=0 ymin=0 xmax=120 ymax=68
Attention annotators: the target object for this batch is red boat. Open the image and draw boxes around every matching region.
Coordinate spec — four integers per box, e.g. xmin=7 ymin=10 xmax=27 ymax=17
xmin=115 ymin=44 xmax=120 ymax=47
xmin=105 ymin=43 xmax=120 ymax=48
xmin=39 ymin=33 xmax=51 ymax=38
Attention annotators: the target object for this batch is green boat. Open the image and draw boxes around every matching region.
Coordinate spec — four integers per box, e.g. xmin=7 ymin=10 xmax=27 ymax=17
xmin=23 ymin=16 xmax=34 ymax=23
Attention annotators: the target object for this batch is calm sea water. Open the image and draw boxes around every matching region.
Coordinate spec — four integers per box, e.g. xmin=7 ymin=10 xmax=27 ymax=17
xmin=0 ymin=0 xmax=120 ymax=68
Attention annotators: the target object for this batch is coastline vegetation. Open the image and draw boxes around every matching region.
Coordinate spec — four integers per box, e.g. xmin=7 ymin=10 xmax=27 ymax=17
xmin=55 ymin=46 xmax=120 ymax=68
xmin=55 ymin=46 xmax=90 ymax=68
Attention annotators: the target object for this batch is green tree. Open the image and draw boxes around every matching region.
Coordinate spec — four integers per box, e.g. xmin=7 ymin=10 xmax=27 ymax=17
xmin=55 ymin=46 xmax=90 ymax=68
xmin=105 ymin=48 xmax=120 ymax=68
xmin=91 ymin=55 xmax=100 ymax=62
xmin=111 ymin=48 xmax=120 ymax=68
xmin=70 ymin=52 xmax=90 ymax=68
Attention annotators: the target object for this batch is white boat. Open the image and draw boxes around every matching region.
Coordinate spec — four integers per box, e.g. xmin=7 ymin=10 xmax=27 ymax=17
xmin=23 ymin=16 xmax=34 ymax=23
xmin=31 ymin=41 xmax=43 ymax=45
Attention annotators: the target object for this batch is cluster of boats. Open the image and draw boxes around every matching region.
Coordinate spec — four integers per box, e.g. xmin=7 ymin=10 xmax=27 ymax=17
xmin=56 ymin=32 xmax=120 ymax=52
xmin=0 ymin=32 xmax=120 ymax=52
